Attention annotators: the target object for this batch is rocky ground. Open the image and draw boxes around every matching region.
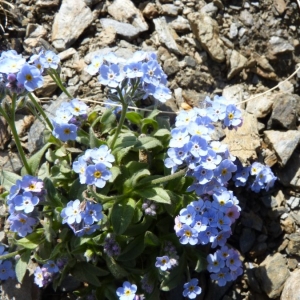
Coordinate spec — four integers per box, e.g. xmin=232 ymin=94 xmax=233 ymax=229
xmin=1 ymin=0 xmax=300 ymax=299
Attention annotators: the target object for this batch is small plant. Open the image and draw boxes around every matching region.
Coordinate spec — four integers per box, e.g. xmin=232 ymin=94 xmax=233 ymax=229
xmin=0 ymin=49 xmax=276 ymax=299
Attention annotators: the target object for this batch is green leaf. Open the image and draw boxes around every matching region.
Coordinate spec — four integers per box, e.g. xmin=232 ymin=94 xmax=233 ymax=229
xmin=109 ymin=166 xmax=121 ymax=183
xmin=135 ymin=187 xmax=171 ymax=204
xmin=126 ymin=111 xmax=142 ymax=125
xmin=0 ymin=170 xmax=22 ymax=191
xmin=15 ymin=231 xmax=44 ymax=249
xmin=135 ymin=136 xmax=162 ymax=150
xmin=147 ymin=109 xmax=160 ymax=120
xmin=44 ymin=178 xmax=63 ymax=207
xmin=144 ymin=231 xmax=160 ymax=247
xmin=72 ymin=262 xmax=109 ymax=287
xmin=101 ymin=108 xmax=117 ymax=125
xmin=111 ymin=198 xmax=135 ymax=235
xmin=153 ymin=128 xmax=170 ymax=138
xmin=76 ymin=128 xmax=90 ymax=146
xmin=89 ymin=127 xmax=104 ymax=148
xmin=54 ymin=146 xmax=67 ymax=158
xmin=141 ymin=118 xmax=158 ymax=134
xmin=117 ymin=235 xmax=145 ymax=261
xmin=21 ymin=142 xmax=52 ymax=176
xmin=105 ymin=255 xmax=128 ymax=279
xmin=15 ymin=249 xmax=31 ymax=283
xmin=37 ymin=161 xmax=50 ymax=179
xmin=123 ymin=215 xmax=153 ymax=236
xmin=195 ymin=252 xmax=207 ymax=273
xmin=69 ymin=179 xmax=87 ymax=201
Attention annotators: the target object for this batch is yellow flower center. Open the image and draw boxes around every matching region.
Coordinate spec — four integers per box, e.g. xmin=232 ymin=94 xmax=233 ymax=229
xmin=94 ymin=171 xmax=102 ymax=178
xmin=25 ymin=74 xmax=33 ymax=81
xmin=228 ymin=113 xmax=234 ymax=120
xmin=64 ymin=128 xmax=71 ymax=134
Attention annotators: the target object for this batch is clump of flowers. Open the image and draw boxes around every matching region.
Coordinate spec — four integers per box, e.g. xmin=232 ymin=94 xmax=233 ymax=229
xmin=7 ymin=175 xmax=45 ymax=237
xmin=61 ymin=200 xmax=103 ymax=236
xmin=103 ymin=233 xmax=121 ymax=257
xmin=116 ymin=281 xmax=137 ymax=300
xmin=0 ymin=246 xmax=15 ymax=281
xmin=34 ymin=260 xmax=60 ymax=287
xmin=183 ymin=278 xmax=202 ymax=299
xmin=155 ymin=241 xmax=179 ymax=272
xmin=51 ymin=98 xmax=88 ymax=142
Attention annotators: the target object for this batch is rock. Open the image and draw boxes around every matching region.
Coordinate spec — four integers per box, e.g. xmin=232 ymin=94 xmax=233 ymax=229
xmin=290 ymin=212 xmax=300 ymax=226
xmin=23 ymin=25 xmax=47 ymax=52
xmin=222 ymin=110 xmax=260 ymax=163
xmin=229 ymin=23 xmax=239 ymax=39
xmin=100 ymin=18 xmax=140 ymax=40
xmin=268 ymin=94 xmax=297 ymax=130
xmin=222 ymin=84 xmax=247 ymax=107
xmin=97 ymin=26 xmax=116 ymax=46
xmin=249 ymin=242 xmax=267 ymax=258
xmin=14 ymin=114 xmax=35 ymax=137
xmin=182 ymin=90 xmax=206 ymax=107
xmin=58 ymin=48 xmax=77 ymax=61
xmin=163 ymin=57 xmax=180 ymax=76
xmin=36 ymin=0 xmax=59 ymax=7
xmin=255 ymin=253 xmax=290 ymax=299
xmin=264 ymin=130 xmax=300 ymax=166
xmin=141 ymin=2 xmax=159 ymax=20
xmin=188 ymin=12 xmax=226 ymax=63
xmin=281 ymin=269 xmax=300 ymax=300
xmin=239 ymin=10 xmax=254 ymax=27
xmin=35 ymin=75 xmax=57 ymax=97
xmin=269 ymin=36 xmax=294 ymax=55
xmin=287 ymin=196 xmax=300 ymax=209
xmin=281 ymin=216 xmax=295 ymax=234
xmin=226 ymin=49 xmax=247 ymax=79
xmin=167 ymin=16 xmax=191 ymax=32
xmin=287 ymin=233 xmax=300 ymax=255
xmin=161 ymin=4 xmax=181 ymax=16
xmin=51 ymin=0 xmax=93 ymax=51
xmin=107 ymin=0 xmax=148 ymax=32
xmin=245 ymin=93 xmax=274 ymax=118
xmin=278 ymin=80 xmax=294 ymax=93
xmin=153 ymin=17 xmax=185 ymax=55
xmin=274 ymin=0 xmax=287 ymax=15
xmin=0 ymin=117 xmax=9 ymax=150
xmin=200 ymin=3 xmax=218 ymax=17
xmin=239 ymin=228 xmax=256 ymax=253
xmin=241 ymin=211 xmax=263 ymax=231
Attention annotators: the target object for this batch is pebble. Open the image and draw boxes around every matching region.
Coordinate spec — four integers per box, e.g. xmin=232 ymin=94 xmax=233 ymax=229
xmin=269 ymin=36 xmax=295 ymax=54
xmin=281 ymin=269 xmax=300 ymax=300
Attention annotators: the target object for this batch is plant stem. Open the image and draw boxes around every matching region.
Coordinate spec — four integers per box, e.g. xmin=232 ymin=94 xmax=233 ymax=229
xmin=109 ymin=89 xmax=128 ymax=149
xmin=28 ymin=92 xmax=53 ymax=131
xmin=47 ymin=69 xmax=72 ymax=99
xmin=136 ymin=169 xmax=187 ymax=188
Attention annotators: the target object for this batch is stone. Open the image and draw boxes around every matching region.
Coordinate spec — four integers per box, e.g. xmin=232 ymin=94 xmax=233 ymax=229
xmin=264 ymin=130 xmax=300 ymax=166
xmin=281 ymin=216 xmax=295 ymax=234
xmin=226 ymin=49 xmax=247 ymax=79
xmin=281 ymin=269 xmax=300 ymax=300
xmin=278 ymin=80 xmax=294 ymax=93
xmin=35 ymin=75 xmax=57 ymax=97
xmin=58 ymin=48 xmax=77 ymax=61
xmin=245 ymin=93 xmax=274 ymax=118
xmin=167 ymin=16 xmax=191 ymax=32
xmin=14 ymin=114 xmax=35 ymax=137
xmin=200 ymin=3 xmax=218 ymax=17
xmin=161 ymin=4 xmax=181 ymax=16
xmin=0 ymin=117 xmax=9 ymax=150
xmin=100 ymin=19 xmax=140 ymax=40
xmin=182 ymin=90 xmax=206 ymax=107
xmin=222 ymin=110 xmax=260 ymax=163
xmin=241 ymin=211 xmax=263 ymax=231
xmin=222 ymin=84 xmax=246 ymax=108
xmin=97 ymin=26 xmax=116 ymax=46
xmin=23 ymin=25 xmax=47 ymax=52
xmin=239 ymin=228 xmax=256 ymax=253
xmin=153 ymin=17 xmax=185 ymax=55
xmin=239 ymin=10 xmax=254 ymax=27
xmin=188 ymin=12 xmax=226 ymax=63
xmin=163 ymin=57 xmax=180 ymax=76
xmin=51 ymin=0 xmax=93 ymax=51
xmin=287 ymin=233 xmax=300 ymax=255
xmin=268 ymin=94 xmax=297 ymax=130
xmin=290 ymin=212 xmax=300 ymax=226
xmin=36 ymin=0 xmax=59 ymax=7
xmin=255 ymin=253 xmax=290 ymax=299
xmin=274 ymin=0 xmax=286 ymax=15
xmin=229 ymin=23 xmax=238 ymax=39
xmin=107 ymin=0 xmax=148 ymax=32
xmin=142 ymin=2 xmax=159 ymax=19
xmin=249 ymin=242 xmax=267 ymax=258
xmin=269 ymin=36 xmax=294 ymax=55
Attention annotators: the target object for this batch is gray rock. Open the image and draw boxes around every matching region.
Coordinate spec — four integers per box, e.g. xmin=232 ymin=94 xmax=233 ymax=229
xmin=290 ymin=212 xmax=300 ymax=226
xmin=200 ymin=3 xmax=218 ymax=17
xmin=269 ymin=36 xmax=294 ymax=55
xmin=287 ymin=233 xmax=300 ymax=255
xmin=188 ymin=12 xmax=226 ymax=63
xmin=23 ymin=25 xmax=47 ymax=53
xmin=246 ymin=93 xmax=274 ymax=118
xmin=36 ymin=0 xmax=59 ymax=7
xmin=184 ymin=56 xmax=196 ymax=68
xmin=161 ymin=4 xmax=181 ymax=16
xmin=239 ymin=10 xmax=254 ymax=27
xmin=268 ymin=94 xmax=297 ymax=130
xmin=240 ymin=228 xmax=256 ymax=253
xmin=52 ymin=0 xmax=93 ymax=51
xmin=226 ymin=49 xmax=247 ymax=79
xmin=35 ymin=75 xmax=57 ymax=97
xmin=222 ymin=84 xmax=247 ymax=107
xmin=153 ymin=17 xmax=185 ymax=55
xmin=229 ymin=23 xmax=239 ymax=39
xmin=107 ymin=0 xmax=148 ymax=32
xmin=222 ymin=110 xmax=260 ymax=163
xmin=167 ymin=16 xmax=191 ymax=32
xmin=264 ymin=130 xmax=300 ymax=166
xmin=281 ymin=269 xmax=300 ymax=300
xmin=100 ymin=18 xmax=140 ymax=40
xmin=255 ymin=253 xmax=290 ymax=299
xmin=163 ymin=57 xmax=180 ymax=76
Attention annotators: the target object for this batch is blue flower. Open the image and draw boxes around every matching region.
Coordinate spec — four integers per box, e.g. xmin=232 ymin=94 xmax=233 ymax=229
xmin=14 ymin=191 xmax=39 ymax=213
xmin=124 ymin=62 xmax=143 ymax=78
xmin=223 ymin=104 xmax=242 ymax=128
xmin=61 ymin=199 xmax=82 ymax=225
xmin=34 ymin=266 xmax=44 ymax=287
xmin=40 ymin=50 xmax=60 ymax=69
xmin=210 ymin=267 xmax=232 ymax=286
xmin=17 ymin=64 xmax=43 ymax=91
xmin=90 ymin=145 xmax=115 ymax=168
xmin=193 ymin=166 xmax=214 ymax=184
xmin=207 ymin=252 xmax=225 ymax=273
xmin=43 ymin=260 xmax=59 ymax=273
xmin=69 ymin=98 xmax=88 ymax=116
xmin=214 ymin=159 xmax=237 ymax=184
xmin=85 ymin=55 xmax=103 ymax=75
xmin=8 ymin=213 xmax=37 ymax=237
xmin=179 ymin=206 xmax=196 ymax=225
xmin=82 ymin=202 xmax=103 ymax=225
xmin=116 ymin=281 xmax=137 ymax=300
xmin=74 ymin=224 xmax=100 ymax=237
xmin=52 ymin=122 xmax=78 ymax=141
xmin=72 ymin=156 xmax=88 ymax=184
xmin=0 ymin=260 xmax=15 ymax=280
xmin=99 ymin=64 xmax=124 ymax=88
xmin=226 ymin=249 xmax=242 ymax=271
xmin=142 ymin=60 xmax=161 ymax=85
xmin=85 ymin=163 xmax=112 ymax=188
xmin=182 ymin=278 xmax=202 ymax=299
xmin=155 ymin=256 xmax=172 ymax=271
xmin=169 ymin=126 xmax=190 ymax=148
xmin=187 ymin=135 xmax=208 ymax=157
xmin=151 ymin=84 xmax=172 ymax=102
xmin=177 ymin=224 xmax=198 ymax=245
xmin=20 ymin=175 xmax=44 ymax=193
xmin=0 ymin=51 xmax=26 ymax=74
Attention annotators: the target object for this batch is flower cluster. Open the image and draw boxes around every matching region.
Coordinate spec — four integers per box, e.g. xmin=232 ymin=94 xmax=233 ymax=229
xmin=6 ymin=175 xmax=45 ymax=237
xmin=34 ymin=260 xmax=60 ymax=287
xmin=85 ymin=51 xmax=172 ymax=103
xmin=183 ymin=278 xmax=202 ymax=299
xmin=72 ymin=145 xmax=114 ymax=188
xmin=0 ymin=49 xmax=59 ymax=94
xmin=140 ymin=273 xmax=154 ymax=294
xmin=0 ymin=246 xmax=15 ymax=281
xmin=141 ymin=199 xmax=157 ymax=216
xmin=175 ymin=192 xmax=240 ymax=248
xmin=116 ymin=281 xmax=137 ymax=300
xmin=155 ymin=241 xmax=179 ymax=272
xmin=207 ymin=246 xmax=243 ymax=286
xmin=103 ymin=233 xmax=121 ymax=257
xmin=233 ymin=161 xmax=277 ymax=192
xmin=61 ymin=200 xmax=103 ymax=237
xmin=52 ymin=98 xmax=88 ymax=142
